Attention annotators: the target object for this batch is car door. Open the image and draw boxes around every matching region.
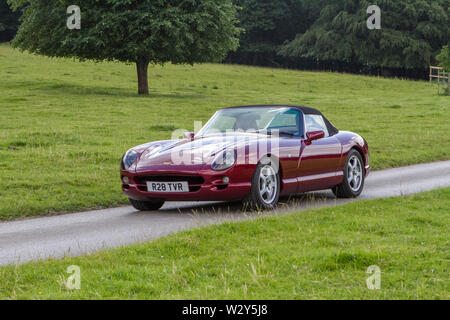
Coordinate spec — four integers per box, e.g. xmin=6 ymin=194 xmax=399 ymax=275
xmin=265 ymin=109 xmax=303 ymax=195
xmin=296 ymin=114 xmax=343 ymax=192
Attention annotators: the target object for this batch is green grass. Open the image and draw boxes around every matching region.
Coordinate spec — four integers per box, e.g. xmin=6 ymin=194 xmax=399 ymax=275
xmin=1 ymin=188 xmax=448 ymax=300
xmin=0 ymin=43 xmax=449 ymax=220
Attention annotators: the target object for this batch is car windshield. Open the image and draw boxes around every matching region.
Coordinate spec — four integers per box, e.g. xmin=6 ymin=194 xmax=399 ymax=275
xmin=197 ymin=107 xmax=304 ymax=137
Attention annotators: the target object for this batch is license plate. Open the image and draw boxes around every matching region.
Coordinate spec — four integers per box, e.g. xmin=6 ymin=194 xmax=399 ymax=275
xmin=146 ymin=181 xmax=189 ymax=193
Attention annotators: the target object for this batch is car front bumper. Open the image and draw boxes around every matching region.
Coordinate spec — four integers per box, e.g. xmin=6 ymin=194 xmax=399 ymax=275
xmin=121 ymin=166 xmax=254 ymax=202
xmin=365 ymin=165 xmax=371 ymax=177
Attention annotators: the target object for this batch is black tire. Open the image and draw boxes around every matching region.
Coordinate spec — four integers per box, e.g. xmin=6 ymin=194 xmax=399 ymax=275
xmin=129 ymin=199 xmax=165 ymax=211
xmin=244 ymin=157 xmax=281 ymax=210
xmin=332 ymin=149 xmax=365 ymax=198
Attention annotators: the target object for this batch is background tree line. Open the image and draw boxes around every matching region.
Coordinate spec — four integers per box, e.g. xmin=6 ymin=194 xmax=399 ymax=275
xmin=227 ymin=0 xmax=449 ymax=79
xmin=1 ymin=0 xmax=449 ymax=79
xmin=0 ymin=0 xmax=19 ymax=42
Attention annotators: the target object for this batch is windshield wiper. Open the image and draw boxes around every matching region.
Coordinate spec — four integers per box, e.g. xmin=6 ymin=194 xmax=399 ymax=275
xmin=276 ymin=131 xmax=295 ymax=137
xmin=256 ymin=130 xmax=295 ymax=137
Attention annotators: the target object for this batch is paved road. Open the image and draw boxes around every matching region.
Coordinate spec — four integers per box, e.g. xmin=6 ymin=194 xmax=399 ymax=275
xmin=1 ymin=161 xmax=449 ymax=266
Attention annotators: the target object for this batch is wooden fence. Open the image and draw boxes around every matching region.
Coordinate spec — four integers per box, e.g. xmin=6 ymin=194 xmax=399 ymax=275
xmin=430 ymin=67 xmax=449 ymax=95
xmin=430 ymin=66 xmax=449 ymax=81
xmin=430 ymin=66 xmax=442 ymax=81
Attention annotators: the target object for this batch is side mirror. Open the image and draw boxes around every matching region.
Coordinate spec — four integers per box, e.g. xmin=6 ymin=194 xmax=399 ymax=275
xmin=306 ymin=130 xmax=325 ymax=142
xmin=184 ymin=132 xmax=195 ymax=141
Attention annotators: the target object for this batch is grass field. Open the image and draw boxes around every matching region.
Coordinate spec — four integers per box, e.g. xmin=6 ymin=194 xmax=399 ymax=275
xmin=0 ymin=43 xmax=449 ymax=220
xmin=0 ymin=188 xmax=448 ymax=300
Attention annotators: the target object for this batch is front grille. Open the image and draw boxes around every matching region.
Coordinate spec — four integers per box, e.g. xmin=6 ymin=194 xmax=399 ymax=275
xmin=135 ymin=175 xmax=205 ymax=186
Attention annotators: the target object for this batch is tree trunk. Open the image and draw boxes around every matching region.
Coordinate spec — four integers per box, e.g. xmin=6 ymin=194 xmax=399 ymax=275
xmin=136 ymin=58 xmax=150 ymax=95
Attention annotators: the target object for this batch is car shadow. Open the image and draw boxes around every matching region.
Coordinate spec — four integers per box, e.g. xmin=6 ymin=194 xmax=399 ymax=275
xmin=131 ymin=190 xmax=342 ymax=217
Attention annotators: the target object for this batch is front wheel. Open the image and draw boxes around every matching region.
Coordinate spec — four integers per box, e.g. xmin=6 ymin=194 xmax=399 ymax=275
xmin=245 ymin=158 xmax=280 ymax=210
xmin=332 ymin=149 xmax=365 ymax=198
xmin=129 ymin=199 xmax=165 ymax=211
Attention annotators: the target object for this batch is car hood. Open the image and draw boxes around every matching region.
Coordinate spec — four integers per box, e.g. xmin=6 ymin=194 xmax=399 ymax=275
xmin=135 ymin=133 xmax=272 ymax=171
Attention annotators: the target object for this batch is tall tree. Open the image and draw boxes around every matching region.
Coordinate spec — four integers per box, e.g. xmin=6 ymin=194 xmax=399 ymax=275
xmin=437 ymin=45 xmax=450 ymax=71
xmin=230 ymin=0 xmax=325 ymax=66
xmin=8 ymin=0 xmax=240 ymax=94
xmin=0 ymin=0 xmax=20 ymax=42
xmin=279 ymin=0 xmax=449 ymax=71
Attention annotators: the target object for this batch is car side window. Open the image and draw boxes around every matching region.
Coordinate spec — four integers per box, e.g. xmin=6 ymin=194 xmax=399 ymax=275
xmin=267 ymin=110 xmax=303 ymax=137
xmin=305 ymin=115 xmax=329 ymax=137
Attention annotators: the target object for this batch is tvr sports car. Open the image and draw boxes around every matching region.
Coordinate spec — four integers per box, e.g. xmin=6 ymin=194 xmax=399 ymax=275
xmin=120 ymin=105 xmax=370 ymax=211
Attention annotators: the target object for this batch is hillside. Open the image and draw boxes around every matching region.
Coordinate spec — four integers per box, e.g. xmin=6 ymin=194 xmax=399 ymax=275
xmin=0 ymin=43 xmax=449 ymax=219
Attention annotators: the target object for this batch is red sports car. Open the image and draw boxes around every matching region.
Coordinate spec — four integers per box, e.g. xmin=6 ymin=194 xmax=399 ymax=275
xmin=120 ymin=105 xmax=370 ymax=211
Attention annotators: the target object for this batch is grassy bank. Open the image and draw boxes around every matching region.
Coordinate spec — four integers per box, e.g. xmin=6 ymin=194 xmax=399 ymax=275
xmin=0 ymin=188 xmax=448 ymax=299
xmin=0 ymin=43 xmax=449 ymax=219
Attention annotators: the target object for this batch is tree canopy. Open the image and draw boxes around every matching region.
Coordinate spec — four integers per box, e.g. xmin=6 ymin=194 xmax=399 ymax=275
xmin=278 ymin=0 xmax=449 ymax=71
xmin=437 ymin=45 xmax=450 ymax=71
xmin=0 ymin=0 xmax=20 ymax=42
xmin=230 ymin=0 xmax=312 ymax=65
xmin=9 ymin=0 xmax=240 ymax=94
xmin=6 ymin=0 xmax=450 ymax=80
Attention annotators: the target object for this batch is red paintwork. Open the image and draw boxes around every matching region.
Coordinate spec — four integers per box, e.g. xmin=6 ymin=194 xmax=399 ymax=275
xmin=121 ymin=115 xmax=370 ymax=203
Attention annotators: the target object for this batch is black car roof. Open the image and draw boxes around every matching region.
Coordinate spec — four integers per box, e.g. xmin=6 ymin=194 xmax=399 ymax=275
xmin=224 ymin=105 xmax=323 ymax=116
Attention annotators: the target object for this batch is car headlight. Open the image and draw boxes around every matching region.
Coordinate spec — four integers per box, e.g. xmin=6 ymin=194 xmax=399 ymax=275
xmin=211 ymin=149 xmax=236 ymax=171
xmin=121 ymin=149 xmax=140 ymax=170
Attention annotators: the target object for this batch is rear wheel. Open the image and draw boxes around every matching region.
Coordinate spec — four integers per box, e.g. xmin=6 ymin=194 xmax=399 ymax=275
xmin=245 ymin=158 xmax=280 ymax=210
xmin=129 ymin=199 xmax=165 ymax=211
xmin=332 ymin=149 xmax=365 ymax=198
